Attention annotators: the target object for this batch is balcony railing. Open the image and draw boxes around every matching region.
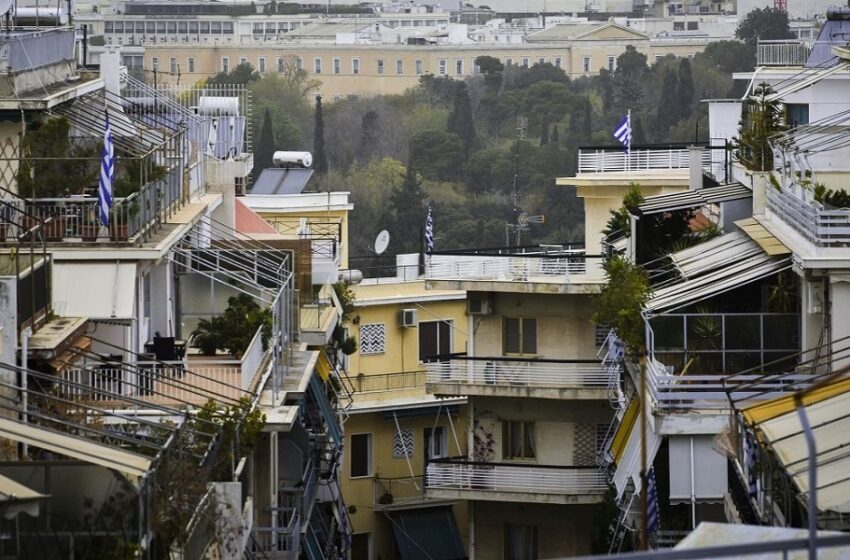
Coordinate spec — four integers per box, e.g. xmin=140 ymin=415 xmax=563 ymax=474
xmin=766 ymin=180 xmax=850 ymax=247
xmin=426 ymin=460 xmax=607 ymax=497
xmin=426 ymin=250 xmax=604 ymax=284
xmin=374 ymin=476 xmax=426 ymax=508
xmin=0 ymin=28 xmax=76 ymax=74
xmin=426 ymin=358 xmax=614 ymax=389
xmin=757 ymin=40 xmax=814 ymax=66
xmin=355 ymin=370 xmax=425 ymax=392
xmin=577 ymin=146 xmax=711 ymax=173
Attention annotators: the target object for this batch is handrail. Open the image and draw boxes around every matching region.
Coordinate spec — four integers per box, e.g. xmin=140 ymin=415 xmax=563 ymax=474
xmin=428 ymin=457 xmax=602 ymax=469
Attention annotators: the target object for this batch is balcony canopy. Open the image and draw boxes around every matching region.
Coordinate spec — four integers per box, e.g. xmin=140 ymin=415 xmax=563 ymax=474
xmin=635 ymin=183 xmax=751 ymax=216
xmin=52 ymin=262 xmax=137 ymax=319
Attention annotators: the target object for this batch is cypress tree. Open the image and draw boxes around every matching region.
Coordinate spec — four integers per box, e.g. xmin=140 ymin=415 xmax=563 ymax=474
xmin=313 ymin=95 xmax=328 ymax=173
xmin=254 ymin=109 xmax=275 ymax=176
xmin=540 ymin=113 xmax=549 ymax=145
xmin=389 ymin=164 xmax=428 ymax=253
xmin=356 ymin=110 xmax=381 ymax=163
xmin=677 ymin=58 xmax=695 ymax=121
xmin=447 ymin=82 xmax=477 ymax=157
xmin=551 ymin=125 xmax=560 ymax=144
xmin=657 ymin=69 xmax=680 ymax=137
xmin=582 ymin=97 xmax=592 ymax=143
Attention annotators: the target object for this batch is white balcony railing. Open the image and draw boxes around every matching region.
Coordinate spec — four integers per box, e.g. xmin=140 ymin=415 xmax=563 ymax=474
xmin=426 ymin=254 xmax=604 ymax=283
xmin=426 ymin=461 xmax=607 ymax=496
xmin=766 ymin=180 xmax=850 ymax=247
xmin=577 ymin=147 xmax=711 ymax=173
xmin=426 ymin=359 xmax=614 ymax=389
xmin=756 ymin=40 xmax=814 ymax=66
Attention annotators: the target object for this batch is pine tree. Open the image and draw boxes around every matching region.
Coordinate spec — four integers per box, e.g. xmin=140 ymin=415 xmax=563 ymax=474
xmin=551 ymin=125 xmax=560 ymax=144
xmin=253 ymin=109 xmax=275 ymax=176
xmin=389 ymin=164 xmax=428 ymax=254
xmin=313 ymin=95 xmax=328 ymax=173
xmin=677 ymin=58 xmax=695 ymax=121
xmin=656 ymin=69 xmax=680 ymax=137
xmin=540 ymin=113 xmax=549 ymax=145
xmin=447 ymin=82 xmax=477 ymax=157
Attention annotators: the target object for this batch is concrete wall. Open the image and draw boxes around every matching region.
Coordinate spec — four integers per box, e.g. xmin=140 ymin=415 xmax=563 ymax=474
xmin=0 ymin=277 xmax=16 ymax=386
xmin=473 ymin=501 xmax=597 ymax=559
xmin=473 ymin=293 xmax=597 ymax=360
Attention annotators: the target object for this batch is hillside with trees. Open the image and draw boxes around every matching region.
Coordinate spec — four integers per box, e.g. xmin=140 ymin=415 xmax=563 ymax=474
xmin=208 ymin=40 xmax=755 ymax=259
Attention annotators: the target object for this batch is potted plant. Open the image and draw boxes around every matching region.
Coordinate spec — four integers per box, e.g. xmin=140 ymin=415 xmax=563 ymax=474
xmin=191 ymin=317 xmax=221 ymax=356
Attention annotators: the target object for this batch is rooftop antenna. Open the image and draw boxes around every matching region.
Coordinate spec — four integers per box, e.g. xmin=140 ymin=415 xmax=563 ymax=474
xmin=374 ymin=230 xmax=390 ymax=255
xmin=506 ymin=115 xmax=527 ymax=246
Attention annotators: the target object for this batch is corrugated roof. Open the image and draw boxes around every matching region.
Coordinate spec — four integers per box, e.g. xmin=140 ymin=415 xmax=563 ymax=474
xmin=636 ymin=183 xmax=752 ymax=215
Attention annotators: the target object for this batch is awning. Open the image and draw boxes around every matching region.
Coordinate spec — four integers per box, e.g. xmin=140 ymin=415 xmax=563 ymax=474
xmin=735 ymin=218 xmax=791 ymax=256
xmin=52 ymin=262 xmax=137 ymax=319
xmin=388 ymin=506 xmax=466 ymax=560
xmin=668 ymin=436 xmax=727 ymax=504
xmin=675 ymin=522 xmax=850 ymax=556
xmin=0 ymin=474 xmax=48 ymax=519
xmin=636 ymin=183 xmax=752 ymax=215
xmin=750 ymin=386 xmax=850 ymax=513
xmin=647 ymin=232 xmax=791 ymax=314
xmin=0 ymin=417 xmax=151 ymax=480
xmin=765 ymin=61 xmax=850 ymax=102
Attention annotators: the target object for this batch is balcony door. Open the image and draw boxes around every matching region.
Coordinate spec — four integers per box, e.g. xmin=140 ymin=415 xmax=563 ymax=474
xmin=419 ymin=320 xmax=452 ymax=363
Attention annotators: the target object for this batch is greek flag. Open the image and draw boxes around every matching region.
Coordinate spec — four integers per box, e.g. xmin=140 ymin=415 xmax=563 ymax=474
xmin=647 ymin=466 xmax=660 ymax=536
xmin=424 ymin=206 xmax=434 ymax=254
xmin=98 ymin=114 xmax=115 ymax=226
xmin=613 ymin=112 xmax=632 ymax=154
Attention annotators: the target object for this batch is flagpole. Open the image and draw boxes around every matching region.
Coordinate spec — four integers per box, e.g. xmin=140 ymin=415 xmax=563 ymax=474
xmin=626 ymin=109 xmax=631 ymax=172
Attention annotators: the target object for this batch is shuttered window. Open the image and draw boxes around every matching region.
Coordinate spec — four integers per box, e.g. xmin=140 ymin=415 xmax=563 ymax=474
xmin=350 ymin=433 xmax=372 ymax=477
xmin=419 ymin=320 xmax=451 ymax=362
xmin=503 ymin=317 xmax=537 ymax=355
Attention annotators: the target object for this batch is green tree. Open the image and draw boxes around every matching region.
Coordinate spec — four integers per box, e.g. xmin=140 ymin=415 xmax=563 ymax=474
xmin=313 ymin=95 xmax=328 ymax=173
xmin=511 ymin=62 xmax=568 ymax=89
xmin=253 ymin=109 xmax=274 ymax=176
xmin=551 ymin=124 xmax=560 ymax=144
xmin=593 ymin=255 xmax=650 ymax=354
xmin=735 ymin=82 xmax=786 ymax=171
xmin=702 ymin=40 xmax=756 ymax=76
xmin=447 ymin=81 xmax=477 ymax=157
xmin=388 ymin=164 xmax=428 ymax=253
xmin=475 ymin=55 xmax=504 ymax=76
xmin=596 ymin=68 xmax=615 ymax=112
xmin=582 ymin=96 xmax=593 ymax=143
xmin=613 ymin=46 xmax=648 ymax=109
xmin=736 ymin=7 xmax=794 ymax=46
xmin=656 ymin=68 xmax=680 ymax=134
xmin=356 ymin=110 xmax=381 ymax=163
xmin=206 ymin=62 xmax=260 ymax=86
xmin=677 ymin=58 xmax=695 ymax=120
xmin=248 ymin=70 xmax=316 ymax=154
xmin=408 ymin=130 xmax=464 ymax=181
xmin=540 ymin=112 xmax=549 ymax=145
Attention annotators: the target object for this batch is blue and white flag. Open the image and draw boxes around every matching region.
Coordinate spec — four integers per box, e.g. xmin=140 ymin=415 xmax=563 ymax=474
xmin=613 ymin=112 xmax=632 ymax=154
xmin=424 ymin=206 xmax=434 ymax=254
xmin=98 ymin=114 xmax=115 ymax=226
xmin=647 ymin=466 xmax=660 ymax=536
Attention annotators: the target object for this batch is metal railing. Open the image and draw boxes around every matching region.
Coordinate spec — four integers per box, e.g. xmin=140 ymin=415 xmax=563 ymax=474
xmin=307 ymin=375 xmax=343 ymax=446
xmin=1 ymin=28 xmax=76 ymax=74
xmin=374 ymin=476 xmax=425 ymax=508
xmin=757 ymin=39 xmax=814 ymax=66
xmin=425 ymin=460 xmax=607 ymax=496
xmin=577 ymin=147 xmax=711 ymax=173
xmin=766 ymin=179 xmax=850 ymax=247
xmin=426 ymin=253 xmax=604 ymax=283
xmin=355 ymin=370 xmax=425 ymax=392
xmin=425 ymin=357 xmax=614 ymax=389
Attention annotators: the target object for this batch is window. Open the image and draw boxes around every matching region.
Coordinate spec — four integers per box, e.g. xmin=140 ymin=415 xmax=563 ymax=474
xmin=426 ymin=426 xmax=447 ymax=459
xmin=360 ymin=323 xmax=386 ymax=354
xmin=502 ymin=421 xmax=535 ymax=459
xmin=352 ymin=58 xmax=360 ymax=74
xmin=223 ymin=22 xmax=234 ymax=34
xmin=521 ymin=57 xmax=529 ymax=67
xmin=582 ymin=56 xmax=590 ymax=73
xmin=503 ymin=317 xmax=537 ymax=355
xmin=199 ymin=22 xmax=210 ymax=34
xmin=221 ymin=57 xmax=229 ymax=73
xmin=277 ymin=57 xmax=284 ymax=73
xmin=239 ymin=56 xmax=247 ymax=65
xmin=393 ymin=427 xmax=414 ymax=458
xmin=314 ymin=57 xmax=322 ymax=74
xmin=167 ymin=21 xmax=177 ymax=34
xmin=687 ymin=21 xmax=699 ymax=30
xmin=178 ymin=21 xmax=188 ymax=33
xmin=188 ymin=21 xmax=198 ymax=34
xmin=608 ymin=56 xmax=615 ymax=72
xmin=419 ymin=320 xmax=451 ymax=362
xmin=156 ymin=21 xmax=166 ymax=34
xmin=505 ymin=57 xmax=513 ymax=66
xmin=146 ymin=22 xmax=156 ymax=34
xmin=350 ymin=433 xmax=372 ymax=477
xmin=787 ymin=103 xmax=809 ymax=127
xmin=438 ymin=59 xmax=447 ymax=75
xmin=455 ymin=59 xmax=463 ymax=75
xmin=258 ymin=57 xmax=266 ymax=73
xmin=253 ymin=23 xmax=263 ymax=34
xmin=333 ymin=58 xmax=341 ymax=74
xmin=415 ymin=59 xmax=423 ymax=75
xmin=538 ymin=57 xmax=546 ymax=65
xmin=169 ymin=57 xmax=177 ymax=74
xmin=396 ymin=59 xmax=404 ymax=75
xmin=554 ymin=57 xmax=562 ymax=68
xmin=296 ymin=57 xmax=303 ymax=70
xmin=187 ymin=57 xmax=195 ymax=73
xmin=377 ymin=59 xmax=385 ymax=74
xmin=210 ymin=21 xmax=221 ymax=34
xmin=151 ymin=57 xmax=159 ymax=71
xmin=104 ymin=21 xmax=114 ymax=33
xmin=351 ymin=533 xmax=371 ymax=560
xmin=674 ymin=22 xmax=685 ymax=31
xmin=655 ymin=55 xmax=664 ymax=62
xmin=504 ymin=524 xmax=538 ymax=560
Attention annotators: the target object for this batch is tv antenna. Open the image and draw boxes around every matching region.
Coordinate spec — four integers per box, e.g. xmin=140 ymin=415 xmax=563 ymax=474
xmin=374 ymin=230 xmax=390 ymax=255
xmin=507 ymin=115 xmax=528 ymax=246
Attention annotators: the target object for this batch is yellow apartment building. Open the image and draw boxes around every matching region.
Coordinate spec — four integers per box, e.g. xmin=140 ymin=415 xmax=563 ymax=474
xmin=340 ymin=277 xmax=471 ymax=560
xmin=144 ymin=22 xmax=711 ymax=98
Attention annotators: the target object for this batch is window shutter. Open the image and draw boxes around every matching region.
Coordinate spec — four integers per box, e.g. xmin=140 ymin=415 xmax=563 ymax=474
xmin=504 ymin=318 xmax=520 ymax=354
xmin=438 ymin=320 xmax=451 ymax=355
xmin=522 ymin=318 xmax=537 ymax=354
xmin=418 ymin=322 xmax=437 ymax=362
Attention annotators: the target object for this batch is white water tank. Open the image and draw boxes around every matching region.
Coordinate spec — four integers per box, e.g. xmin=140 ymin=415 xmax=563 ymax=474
xmin=273 ymin=151 xmax=312 ymax=168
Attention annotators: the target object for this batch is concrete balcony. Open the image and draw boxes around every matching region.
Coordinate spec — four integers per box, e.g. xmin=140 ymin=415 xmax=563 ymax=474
xmin=577 ymin=146 xmax=711 ymax=174
xmin=425 ymin=460 xmax=607 ymax=505
xmin=426 ymin=358 xmax=614 ymax=400
xmin=425 ymin=249 xmax=605 ymax=294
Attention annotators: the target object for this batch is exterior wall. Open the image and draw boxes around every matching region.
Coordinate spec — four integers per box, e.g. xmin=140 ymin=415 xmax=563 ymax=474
xmin=0 ymin=276 xmax=16 ymax=388
xmin=473 ymin=292 xmax=597 ymax=360
xmin=473 ymin=501 xmax=597 ymax=559
xmin=342 ymin=409 xmax=469 ymax=560
xmin=348 ymin=292 xmax=468 ymax=376
xmin=256 ymin=208 xmax=350 ymax=268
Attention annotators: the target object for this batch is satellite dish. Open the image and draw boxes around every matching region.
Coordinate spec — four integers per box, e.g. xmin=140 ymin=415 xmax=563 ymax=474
xmin=0 ymin=0 xmax=13 ymax=17
xmin=374 ymin=230 xmax=390 ymax=255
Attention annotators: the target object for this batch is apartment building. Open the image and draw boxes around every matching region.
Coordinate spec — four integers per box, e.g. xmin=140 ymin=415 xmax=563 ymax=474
xmin=0 ymin=25 xmax=352 ymax=558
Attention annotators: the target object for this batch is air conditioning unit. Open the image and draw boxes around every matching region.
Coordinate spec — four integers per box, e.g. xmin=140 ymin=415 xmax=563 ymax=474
xmin=400 ymin=309 xmax=418 ymax=327
xmin=467 ymin=296 xmax=492 ymax=315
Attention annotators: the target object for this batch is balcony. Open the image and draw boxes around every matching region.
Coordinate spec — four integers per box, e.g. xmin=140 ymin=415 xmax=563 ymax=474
xmin=577 ymin=146 xmax=711 ymax=174
xmin=426 ymin=357 xmax=615 ymax=400
xmin=756 ymin=40 xmax=813 ymax=66
xmin=425 ymin=247 xmax=605 ymax=293
xmin=355 ymin=370 xmax=426 ymax=393
xmin=766 ymin=179 xmax=850 ymax=248
xmin=374 ymin=476 xmax=436 ymax=510
xmin=425 ymin=460 xmax=607 ymax=505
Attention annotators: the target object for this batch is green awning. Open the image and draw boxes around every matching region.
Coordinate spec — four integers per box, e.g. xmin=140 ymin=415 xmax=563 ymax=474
xmin=389 ymin=506 xmax=466 ymax=560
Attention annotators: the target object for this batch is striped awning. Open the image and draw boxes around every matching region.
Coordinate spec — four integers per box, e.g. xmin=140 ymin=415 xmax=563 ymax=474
xmin=636 ymin=183 xmax=752 ymax=215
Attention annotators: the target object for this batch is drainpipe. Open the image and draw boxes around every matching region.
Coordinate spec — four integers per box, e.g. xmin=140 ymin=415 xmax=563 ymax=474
xmin=690 ymin=437 xmax=696 ymax=529
xmin=20 ymin=327 xmax=31 ymax=458
xmin=795 ymin=395 xmax=817 ymax=560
